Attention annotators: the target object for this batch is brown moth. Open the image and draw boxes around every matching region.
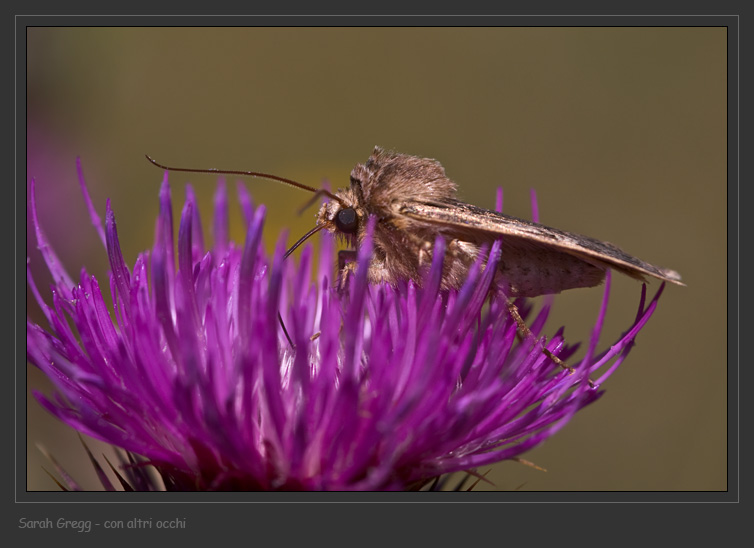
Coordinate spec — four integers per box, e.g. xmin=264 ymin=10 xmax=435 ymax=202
xmin=313 ymin=147 xmax=683 ymax=296
xmin=147 ymin=146 xmax=683 ymax=297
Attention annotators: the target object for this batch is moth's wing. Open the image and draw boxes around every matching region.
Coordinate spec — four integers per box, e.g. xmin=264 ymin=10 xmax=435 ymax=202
xmin=398 ymin=199 xmax=684 ymax=286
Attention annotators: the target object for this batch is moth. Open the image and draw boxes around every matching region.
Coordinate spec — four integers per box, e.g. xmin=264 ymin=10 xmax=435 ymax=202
xmin=148 ymin=146 xmax=683 ymax=299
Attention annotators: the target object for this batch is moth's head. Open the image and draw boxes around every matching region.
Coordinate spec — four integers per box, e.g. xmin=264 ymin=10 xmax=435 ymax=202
xmin=316 ymin=187 xmax=364 ymax=244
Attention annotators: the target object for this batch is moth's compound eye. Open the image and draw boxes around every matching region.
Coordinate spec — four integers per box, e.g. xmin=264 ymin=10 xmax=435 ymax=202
xmin=335 ymin=208 xmax=359 ymax=233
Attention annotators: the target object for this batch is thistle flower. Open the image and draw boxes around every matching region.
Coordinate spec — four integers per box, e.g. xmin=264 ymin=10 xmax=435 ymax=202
xmin=26 ymin=163 xmax=665 ymax=491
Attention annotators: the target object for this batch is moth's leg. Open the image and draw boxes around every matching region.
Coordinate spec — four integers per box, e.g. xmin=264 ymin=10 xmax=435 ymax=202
xmin=337 ymin=249 xmax=358 ymax=270
xmin=337 ymin=250 xmax=359 ymax=291
xmin=505 ymin=299 xmax=595 ymax=388
xmin=399 ymin=232 xmax=476 ymax=276
xmin=303 ymin=250 xmax=358 ymax=342
xmin=380 ymin=230 xmax=432 ymax=267
xmin=400 ymin=231 xmax=461 ymax=265
xmin=338 ymin=249 xmax=397 ymax=286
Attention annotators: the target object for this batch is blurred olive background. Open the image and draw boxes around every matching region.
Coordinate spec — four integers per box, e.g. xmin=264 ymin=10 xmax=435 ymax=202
xmin=25 ymin=27 xmax=726 ymax=492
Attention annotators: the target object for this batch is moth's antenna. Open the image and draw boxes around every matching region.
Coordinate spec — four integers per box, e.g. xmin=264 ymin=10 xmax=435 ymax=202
xmin=146 ymin=155 xmax=335 ymax=350
xmin=277 ymin=225 xmax=326 ymax=349
xmin=145 ymin=154 xmax=344 ymax=205
xmin=284 ymin=225 xmax=325 ymax=259
xmin=278 ymin=314 xmax=294 ymax=350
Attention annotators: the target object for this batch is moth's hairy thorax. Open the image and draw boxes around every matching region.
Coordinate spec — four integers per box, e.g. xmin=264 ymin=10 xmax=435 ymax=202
xmin=355 ymin=147 xmax=458 ymax=207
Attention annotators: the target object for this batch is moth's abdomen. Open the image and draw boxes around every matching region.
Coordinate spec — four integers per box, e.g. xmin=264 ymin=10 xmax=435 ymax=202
xmin=495 ymin=247 xmax=606 ymax=297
